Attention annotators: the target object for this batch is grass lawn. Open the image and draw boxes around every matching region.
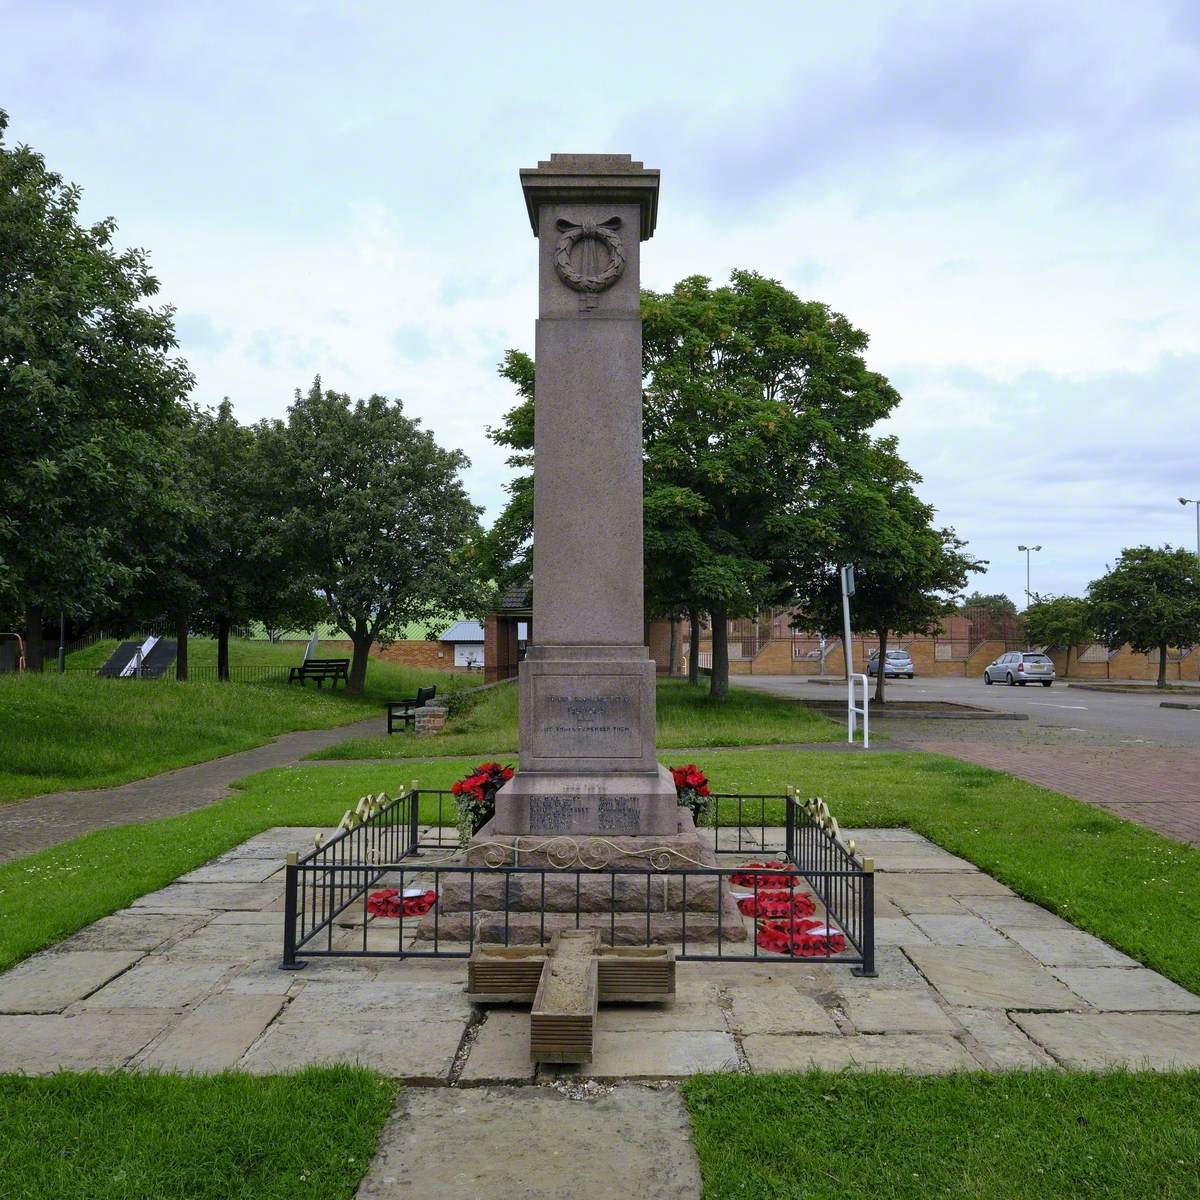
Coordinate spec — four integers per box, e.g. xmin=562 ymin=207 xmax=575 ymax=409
xmin=312 ymin=677 xmax=844 ymax=759
xmin=0 ymin=1067 xmax=395 ymax=1200
xmin=684 ymin=1070 xmax=1200 ymax=1199
xmin=2 ymin=750 xmax=1198 ymax=996
xmin=0 ymin=651 xmax=463 ymax=804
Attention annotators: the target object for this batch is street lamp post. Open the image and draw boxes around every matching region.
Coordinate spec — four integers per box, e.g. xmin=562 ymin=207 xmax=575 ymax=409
xmin=1017 ymin=544 xmax=1042 ymax=606
xmin=1180 ymin=498 xmax=1200 ymax=564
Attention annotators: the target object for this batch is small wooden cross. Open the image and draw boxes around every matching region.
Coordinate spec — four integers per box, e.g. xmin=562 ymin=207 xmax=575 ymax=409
xmin=467 ymin=930 xmax=675 ymax=1063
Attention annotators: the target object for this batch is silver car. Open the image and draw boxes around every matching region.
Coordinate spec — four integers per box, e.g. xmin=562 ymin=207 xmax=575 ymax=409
xmin=984 ymin=651 xmax=1056 ymax=687
xmin=867 ymin=649 xmax=915 ymax=678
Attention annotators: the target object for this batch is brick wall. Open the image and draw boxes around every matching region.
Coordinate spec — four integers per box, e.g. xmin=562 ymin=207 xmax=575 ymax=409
xmin=682 ymin=631 xmax=1198 ymax=681
xmin=371 ymin=640 xmax=464 ymax=671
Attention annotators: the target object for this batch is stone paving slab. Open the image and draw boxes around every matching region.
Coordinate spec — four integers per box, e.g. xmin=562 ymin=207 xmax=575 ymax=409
xmin=0 ymin=950 xmax=142 ymax=1013
xmin=138 ymin=994 xmax=285 ymax=1072
xmin=583 ymin=1030 xmax=740 ymax=1079
xmin=0 ymin=1012 xmax=170 ymax=1073
xmin=907 ymin=914 xmax=1011 ymax=947
xmin=905 ymin=946 xmax=1082 ymax=1010
xmin=56 ymin=912 xmax=202 ymax=952
xmin=839 ymin=988 xmax=957 ymax=1034
xmin=80 ymin=957 xmax=230 ymax=1010
xmin=355 ymin=1085 xmax=703 ymax=1199
xmin=951 ymin=1008 xmax=1057 ymax=1069
xmin=239 ymin=1013 xmax=466 ymax=1081
xmin=957 ymin=896 xmax=1075 ymax=930
xmin=727 ymin=984 xmax=839 ymax=1035
xmin=1049 ymin=967 xmax=1200 ymax=1012
xmin=875 ymin=917 xmax=932 ymax=945
xmin=458 ymin=1011 xmax=536 ymax=1084
xmin=743 ymin=1032 xmax=980 ymax=1073
xmin=1002 ymin=928 xmax=1138 ymax=967
xmin=1012 ymin=1012 xmax=1200 ymax=1069
xmin=131 ymin=882 xmax=280 ymax=912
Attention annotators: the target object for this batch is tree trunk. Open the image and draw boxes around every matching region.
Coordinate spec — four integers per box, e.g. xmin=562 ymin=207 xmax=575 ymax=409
xmin=348 ymin=632 xmax=373 ymax=694
xmin=874 ymin=628 xmax=888 ymax=705
xmin=687 ymin=609 xmax=701 ymax=687
xmin=216 ymin=615 xmax=231 ymax=682
xmin=1158 ymin=641 xmax=1168 ymax=689
xmin=709 ymin=606 xmax=730 ymax=702
xmin=668 ymin=618 xmax=678 ymax=677
xmin=24 ymin=606 xmax=45 ymax=672
xmin=175 ymin=616 xmax=189 ymax=682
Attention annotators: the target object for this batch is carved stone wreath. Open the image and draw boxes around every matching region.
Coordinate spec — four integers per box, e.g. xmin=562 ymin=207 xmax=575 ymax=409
xmin=554 ymin=216 xmax=626 ymax=293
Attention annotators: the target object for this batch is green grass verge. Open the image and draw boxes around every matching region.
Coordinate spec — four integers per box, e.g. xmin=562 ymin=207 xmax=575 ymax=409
xmin=2 ymin=750 xmax=1198 ymax=996
xmin=0 ymin=758 xmax=479 ymax=971
xmin=0 ymin=656 xmax=463 ymax=804
xmin=683 ymin=1070 xmax=1200 ymax=1200
xmin=0 ymin=1067 xmax=395 ymax=1200
xmin=696 ymin=748 xmax=1200 ymax=992
xmin=312 ymin=677 xmax=844 ymax=759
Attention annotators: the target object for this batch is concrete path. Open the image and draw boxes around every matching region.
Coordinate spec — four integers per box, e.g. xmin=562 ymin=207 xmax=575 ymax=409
xmin=0 ymin=716 xmax=384 ymax=863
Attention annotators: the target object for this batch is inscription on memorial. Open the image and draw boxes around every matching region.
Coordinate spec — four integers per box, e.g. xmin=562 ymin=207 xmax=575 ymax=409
xmin=528 ymin=795 xmax=590 ymax=834
xmin=533 ymin=677 xmax=642 ymax=759
xmin=597 ymin=796 xmax=641 ymax=833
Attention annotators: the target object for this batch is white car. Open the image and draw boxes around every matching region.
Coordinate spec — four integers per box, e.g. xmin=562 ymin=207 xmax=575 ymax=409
xmin=984 ymin=651 xmax=1056 ymax=687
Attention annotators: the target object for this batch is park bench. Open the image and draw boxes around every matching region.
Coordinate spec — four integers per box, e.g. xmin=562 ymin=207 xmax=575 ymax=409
xmin=287 ymin=658 xmax=350 ymax=688
xmin=386 ymin=685 xmax=437 ymax=734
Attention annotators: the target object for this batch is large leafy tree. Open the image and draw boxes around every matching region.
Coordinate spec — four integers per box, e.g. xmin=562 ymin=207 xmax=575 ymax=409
xmin=188 ymin=401 xmax=321 ymax=680
xmin=277 ymin=379 xmax=483 ymax=693
xmin=792 ymin=438 xmax=983 ymax=702
xmin=641 ymin=272 xmax=901 ymax=699
xmin=1088 ymin=546 xmax=1200 ymax=688
xmin=1022 ymin=595 xmax=1094 ymax=677
xmin=0 ymin=110 xmax=193 ymax=666
xmin=476 ymin=351 xmax=534 ymax=590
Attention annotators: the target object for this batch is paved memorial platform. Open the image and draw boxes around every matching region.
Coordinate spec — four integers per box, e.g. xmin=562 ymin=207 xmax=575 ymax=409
xmin=1 ymin=824 xmax=1199 ymax=1078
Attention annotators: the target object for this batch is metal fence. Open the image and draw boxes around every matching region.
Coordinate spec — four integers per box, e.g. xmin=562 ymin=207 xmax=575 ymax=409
xmin=61 ymin=664 xmax=292 ymax=684
xmin=281 ymin=789 xmax=875 ymax=974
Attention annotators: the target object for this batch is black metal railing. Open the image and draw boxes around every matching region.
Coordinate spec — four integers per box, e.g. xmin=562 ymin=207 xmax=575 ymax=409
xmin=281 ymin=789 xmax=874 ymax=975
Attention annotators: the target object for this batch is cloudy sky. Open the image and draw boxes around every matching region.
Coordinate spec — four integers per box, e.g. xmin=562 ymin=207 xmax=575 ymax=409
xmin=5 ymin=0 xmax=1198 ymax=605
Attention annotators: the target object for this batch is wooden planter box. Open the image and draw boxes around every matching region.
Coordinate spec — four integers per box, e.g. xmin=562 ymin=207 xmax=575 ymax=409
xmin=467 ymin=946 xmax=547 ymax=1002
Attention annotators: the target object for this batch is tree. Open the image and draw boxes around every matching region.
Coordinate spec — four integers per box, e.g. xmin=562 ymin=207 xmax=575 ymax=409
xmin=642 ymin=272 xmax=901 ymax=700
xmin=278 ymin=379 xmax=483 ymax=693
xmin=962 ymin=592 xmax=1018 ymax=620
xmin=792 ymin=438 xmax=983 ymax=702
xmin=476 ymin=351 xmax=534 ymax=590
xmin=0 ymin=110 xmax=193 ymax=666
xmin=186 ymin=402 xmax=321 ymax=680
xmin=1022 ymin=595 xmax=1093 ymax=677
xmin=1088 ymin=546 xmax=1200 ymax=688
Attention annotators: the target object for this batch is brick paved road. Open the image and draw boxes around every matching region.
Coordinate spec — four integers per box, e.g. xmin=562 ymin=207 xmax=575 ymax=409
xmin=919 ymin=741 xmax=1200 ymax=846
xmin=0 ymin=715 xmax=384 ymax=864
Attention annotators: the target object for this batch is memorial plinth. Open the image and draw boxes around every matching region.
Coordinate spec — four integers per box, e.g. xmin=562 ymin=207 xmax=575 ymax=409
xmin=490 ymin=153 xmax=679 ymax=841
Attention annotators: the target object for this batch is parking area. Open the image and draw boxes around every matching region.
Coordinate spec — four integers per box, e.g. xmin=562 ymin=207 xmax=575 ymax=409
xmin=733 ymin=675 xmax=1200 ymax=846
xmin=733 ymin=674 xmax=1200 ymax=748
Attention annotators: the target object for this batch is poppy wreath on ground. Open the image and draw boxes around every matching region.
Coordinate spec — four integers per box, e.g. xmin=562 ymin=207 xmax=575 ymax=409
xmin=735 ymin=889 xmax=817 ymax=919
xmin=756 ymin=917 xmax=848 ymax=957
xmin=366 ymin=889 xmax=437 ymax=919
xmin=729 ymin=861 xmax=799 ymax=889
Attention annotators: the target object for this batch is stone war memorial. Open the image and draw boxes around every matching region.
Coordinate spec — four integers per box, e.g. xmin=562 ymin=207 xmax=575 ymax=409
xmin=273 ymin=153 xmax=876 ymax=1059
xmin=484 ymin=154 xmax=694 ymax=860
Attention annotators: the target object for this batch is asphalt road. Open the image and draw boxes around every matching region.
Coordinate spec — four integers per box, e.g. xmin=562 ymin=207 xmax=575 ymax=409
xmin=732 ymin=673 xmax=1200 ymax=747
